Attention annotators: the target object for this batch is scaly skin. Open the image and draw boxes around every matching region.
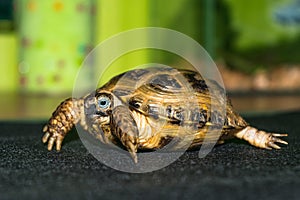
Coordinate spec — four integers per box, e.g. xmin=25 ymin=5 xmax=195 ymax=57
xmin=235 ymin=126 xmax=288 ymax=149
xmin=112 ymin=105 xmax=139 ymax=163
xmin=42 ymin=98 xmax=84 ymax=151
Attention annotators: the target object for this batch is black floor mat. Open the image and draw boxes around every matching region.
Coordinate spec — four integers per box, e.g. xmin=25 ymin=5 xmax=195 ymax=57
xmin=0 ymin=112 xmax=299 ymax=200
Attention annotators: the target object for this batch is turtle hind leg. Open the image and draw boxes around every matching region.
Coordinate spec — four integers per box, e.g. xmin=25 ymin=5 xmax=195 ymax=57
xmin=235 ymin=126 xmax=288 ymax=149
xmin=112 ymin=105 xmax=139 ymax=163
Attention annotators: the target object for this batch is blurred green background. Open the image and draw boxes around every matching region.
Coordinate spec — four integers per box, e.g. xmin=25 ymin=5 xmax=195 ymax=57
xmin=0 ymin=0 xmax=300 ymax=95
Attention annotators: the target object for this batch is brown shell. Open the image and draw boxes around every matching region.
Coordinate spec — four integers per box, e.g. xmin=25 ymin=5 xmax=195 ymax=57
xmin=98 ymin=67 xmax=247 ymax=129
xmin=94 ymin=67 xmax=249 ymax=149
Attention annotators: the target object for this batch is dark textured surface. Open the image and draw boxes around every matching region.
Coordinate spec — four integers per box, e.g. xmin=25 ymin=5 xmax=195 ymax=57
xmin=0 ymin=111 xmax=299 ymax=200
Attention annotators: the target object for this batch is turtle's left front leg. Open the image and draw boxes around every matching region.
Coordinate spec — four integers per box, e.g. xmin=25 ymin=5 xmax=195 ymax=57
xmin=42 ymin=98 xmax=84 ymax=151
xmin=112 ymin=105 xmax=139 ymax=163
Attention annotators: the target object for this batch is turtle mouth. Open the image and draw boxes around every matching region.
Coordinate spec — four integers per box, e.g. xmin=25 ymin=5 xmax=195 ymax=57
xmin=85 ymin=111 xmax=108 ymax=120
xmin=95 ymin=111 xmax=108 ymax=116
xmin=96 ymin=108 xmax=112 ymax=116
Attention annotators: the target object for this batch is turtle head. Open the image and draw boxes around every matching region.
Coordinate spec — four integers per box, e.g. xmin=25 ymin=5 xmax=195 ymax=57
xmin=84 ymin=91 xmax=121 ymax=125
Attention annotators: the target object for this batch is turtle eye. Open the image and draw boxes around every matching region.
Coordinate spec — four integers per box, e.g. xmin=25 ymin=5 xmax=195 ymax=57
xmin=97 ymin=96 xmax=111 ymax=109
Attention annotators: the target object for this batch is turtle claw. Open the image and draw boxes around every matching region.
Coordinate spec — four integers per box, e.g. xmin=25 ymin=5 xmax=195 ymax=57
xmin=266 ymin=133 xmax=288 ymax=149
xmin=270 ymin=134 xmax=288 ymax=144
xmin=47 ymin=136 xmax=56 ymax=150
xmin=129 ymin=151 xmax=138 ymax=164
xmin=267 ymin=142 xmax=280 ymax=150
xmin=56 ymin=136 xmax=63 ymax=151
xmin=124 ymin=139 xmax=138 ymax=163
xmin=125 ymin=139 xmax=138 ymax=163
xmin=272 ymin=133 xmax=288 ymax=138
xmin=42 ymin=130 xmax=50 ymax=143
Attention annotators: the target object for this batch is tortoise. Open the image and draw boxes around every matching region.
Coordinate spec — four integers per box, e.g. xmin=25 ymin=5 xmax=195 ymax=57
xmin=42 ymin=67 xmax=288 ymax=163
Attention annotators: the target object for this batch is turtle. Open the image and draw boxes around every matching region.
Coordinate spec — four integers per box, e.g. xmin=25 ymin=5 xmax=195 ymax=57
xmin=42 ymin=67 xmax=288 ymax=163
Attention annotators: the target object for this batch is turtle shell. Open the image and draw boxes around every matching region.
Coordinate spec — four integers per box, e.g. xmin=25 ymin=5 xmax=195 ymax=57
xmin=96 ymin=67 xmax=248 ymax=149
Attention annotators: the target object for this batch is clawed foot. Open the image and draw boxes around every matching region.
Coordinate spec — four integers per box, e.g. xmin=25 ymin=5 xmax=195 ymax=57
xmin=41 ymin=98 xmax=81 ymax=152
xmin=265 ymin=133 xmax=288 ymax=149
xmin=236 ymin=126 xmax=288 ymax=150
xmin=42 ymin=125 xmax=65 ymax=151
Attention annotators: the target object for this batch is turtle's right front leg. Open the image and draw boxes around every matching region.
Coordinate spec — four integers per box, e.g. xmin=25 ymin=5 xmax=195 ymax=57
xmin=42 ymin=98 xmax=84 ymax=151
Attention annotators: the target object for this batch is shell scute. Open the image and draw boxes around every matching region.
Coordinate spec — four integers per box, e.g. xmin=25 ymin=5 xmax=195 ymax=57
xmin=149 ymin=74 xmax=182 ymax=90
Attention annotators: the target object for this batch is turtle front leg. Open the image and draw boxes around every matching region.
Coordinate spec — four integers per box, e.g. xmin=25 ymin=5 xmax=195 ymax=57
xmin=235 ymin=126 xmax=288 ymax=149
xmin=42 ymin=98 xmax=84 ymax=151
xmin=112 ymin=105 xmax=139 ymax=163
